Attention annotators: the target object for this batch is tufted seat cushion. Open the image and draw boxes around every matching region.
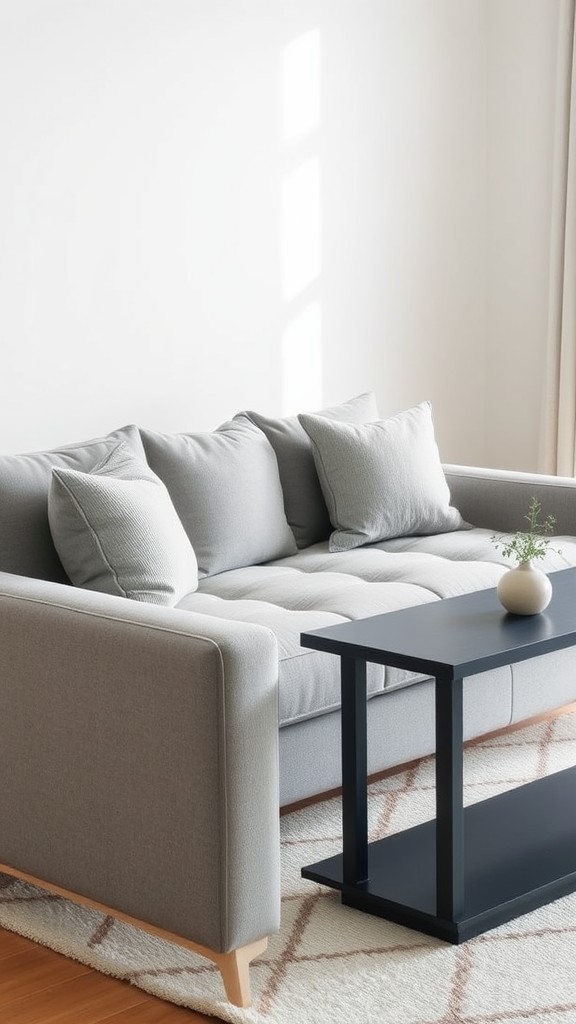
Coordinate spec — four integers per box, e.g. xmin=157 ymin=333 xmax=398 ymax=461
xmin=176 ymin=589 xmax=386 ymax=726
xmin=176 ymin=529 xmax=576 ymax=727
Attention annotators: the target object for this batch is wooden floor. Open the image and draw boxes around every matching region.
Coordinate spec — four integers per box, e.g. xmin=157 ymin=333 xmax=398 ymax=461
xmin=0 ymin=928 xmax=214 ymax=1024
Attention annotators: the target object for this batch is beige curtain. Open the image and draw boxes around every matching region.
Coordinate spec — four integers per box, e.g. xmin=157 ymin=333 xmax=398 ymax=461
xmin=540 ymin=0 xmax=576 ymax=475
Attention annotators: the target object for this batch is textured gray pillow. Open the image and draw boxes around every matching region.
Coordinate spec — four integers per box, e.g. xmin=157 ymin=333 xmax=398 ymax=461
xmin=48 ymin=444 xmax=198 ymax=605
xmin=0 ymin=424 xmax=145 ymax=583
xmin=139 ymin=418 xmax=297 ymax=578
xmin=238 ymin=392 xmax=380 ymax=549
xmin=298 ymin=402 xmax=465 ymax=551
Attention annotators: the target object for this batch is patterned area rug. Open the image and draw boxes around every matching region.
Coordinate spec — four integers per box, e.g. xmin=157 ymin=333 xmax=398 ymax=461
xmin=2 ymin=712 xmax=576 ymax=1023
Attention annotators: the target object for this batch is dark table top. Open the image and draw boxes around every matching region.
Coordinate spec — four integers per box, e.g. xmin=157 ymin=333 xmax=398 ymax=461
xmin=301 ymin=567 xmax=576 ymax=679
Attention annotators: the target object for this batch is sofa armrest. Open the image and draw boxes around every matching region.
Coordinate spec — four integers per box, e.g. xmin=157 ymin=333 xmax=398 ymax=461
xmin=444 ymin=464 xmax=576 ymax=535
xmin=0 ymin=572 xmax=280 ymax=955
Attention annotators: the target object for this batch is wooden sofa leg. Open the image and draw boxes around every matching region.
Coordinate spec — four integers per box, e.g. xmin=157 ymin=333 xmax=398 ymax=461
xmin=215 ymin=938 xmax=268 ymax=1007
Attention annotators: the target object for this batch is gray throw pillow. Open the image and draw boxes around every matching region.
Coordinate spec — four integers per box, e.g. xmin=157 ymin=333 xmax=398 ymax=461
xmin=0 ymin=424 xmax=145 ymax=583
xmin=298 ymin=402 xmax=465 ymax=551
xmin=139 ymin=418 xmax=297 ymax=578
xmin=238 ymin=392 xmax=380 ymax=549
xmin=48 ymin=444 xmax=198 ymax=605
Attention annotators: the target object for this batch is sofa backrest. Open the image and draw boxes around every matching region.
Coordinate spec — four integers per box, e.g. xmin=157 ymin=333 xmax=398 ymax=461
xmin=238 ymin=391 xmax=380 ymax=549
xmin=139 ymin=418 xmax=297 ymax=578
xmin=0 ymin=425 xmax=145 ymax=582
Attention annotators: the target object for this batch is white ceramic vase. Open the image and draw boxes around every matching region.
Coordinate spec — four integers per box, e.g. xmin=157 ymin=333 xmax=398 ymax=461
xmin=497 ymin=560 xmax=552 ymax=615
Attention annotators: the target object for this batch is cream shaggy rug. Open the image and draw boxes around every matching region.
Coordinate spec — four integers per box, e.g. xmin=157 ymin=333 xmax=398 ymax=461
xmin=2 ymin=712 xmax=576 ymax=1024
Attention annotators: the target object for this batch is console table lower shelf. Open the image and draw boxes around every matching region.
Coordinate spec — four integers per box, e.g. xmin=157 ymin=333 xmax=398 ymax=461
xmin=302 ymin=764 xmax=576 ymax=944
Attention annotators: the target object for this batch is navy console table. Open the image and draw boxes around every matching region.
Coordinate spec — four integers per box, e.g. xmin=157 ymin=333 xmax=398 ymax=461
xmin=300 ymin=567 xmax=576 ymax=943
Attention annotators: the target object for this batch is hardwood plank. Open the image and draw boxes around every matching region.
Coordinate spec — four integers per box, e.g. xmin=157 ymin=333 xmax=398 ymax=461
xmin=0 ymin=972 xmax=148 ymax=1024
xmin=0 ymin=944 xmax=91 ymax=1002
xmin=0 ymin=929 xmax=220 ymax=1023
xmin=102 ymin=999 xmax=217 ymax=1022
xmin=0 ymin=930 xmax=41 ymax=960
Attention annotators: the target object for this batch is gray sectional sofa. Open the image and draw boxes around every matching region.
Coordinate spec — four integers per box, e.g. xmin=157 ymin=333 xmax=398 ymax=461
xmin=1 ymin=393 xmax=576 ymax=1005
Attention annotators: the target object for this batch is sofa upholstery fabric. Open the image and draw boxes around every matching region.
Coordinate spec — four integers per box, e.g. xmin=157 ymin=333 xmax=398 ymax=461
xmin=299 ymin=401 xmax=465 ymax=551
xmin=140 ymin=418 xmax=297 ymax=578
xmin=48 ymin=444 xmax=199 ymax=605
xmin=0 ymin=424 xmax=145 ymax=583
xmin=239 ymin=391 xmax=379 ymax=549
xmin=175 ymin=528 xmax=576 ymax=728
xmin=0 ymin=575 xmax=280 ymax=951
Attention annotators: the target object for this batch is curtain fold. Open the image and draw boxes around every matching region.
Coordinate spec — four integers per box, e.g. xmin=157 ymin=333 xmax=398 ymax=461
xmin=540 ymin=0 xmax=576 ymax=475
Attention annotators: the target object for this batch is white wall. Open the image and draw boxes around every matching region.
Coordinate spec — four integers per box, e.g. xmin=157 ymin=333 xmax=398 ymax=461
xmin=0 ymin=0 xmax=561 ymax=469
xmin=0 ymin=0 xmax=289 ymax=448
xmin=321 ymin=0 xmax=488 ymax=464
xmin=485 ymin=0 xmax=561 ymax=470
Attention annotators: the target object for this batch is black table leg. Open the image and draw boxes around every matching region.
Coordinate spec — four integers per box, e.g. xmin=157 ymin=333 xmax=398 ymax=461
xmin=435 ymin=674 xmax=464 ymax=922
xmin=341 ymin=656 xmax=368 ymax=886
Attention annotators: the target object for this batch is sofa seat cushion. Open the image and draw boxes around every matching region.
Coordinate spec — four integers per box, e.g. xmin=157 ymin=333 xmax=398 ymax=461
xmin=268 ymin=536 xmax=508 ymax=597
xmin=179 ymin=527 xmax=576 ymax=728
xmin=185 ymin=536 xmax=505 ymax=726
xmin=195 ymin=564 xmax=438 ymax=617
xmin=366 ymin=529 xmax=576 ymax=574
xmin=271 ymin=528 xmax=576 ymax=580
xmin=187 ymin=538 xmax=501 ymax=726
xmin=175 ymin=590 xmax=386 ymax=726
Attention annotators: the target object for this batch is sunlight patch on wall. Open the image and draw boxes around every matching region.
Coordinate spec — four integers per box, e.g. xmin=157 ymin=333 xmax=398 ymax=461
xmin=281 ymin=157 xmax=320 ymax=303
xmin=282 ymin=300 xmax=322 ymax=414
xmin=282 ymin=29 xmax=320 ymax=144
xmin=280 ymin=28 xmax=322 ymax=414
